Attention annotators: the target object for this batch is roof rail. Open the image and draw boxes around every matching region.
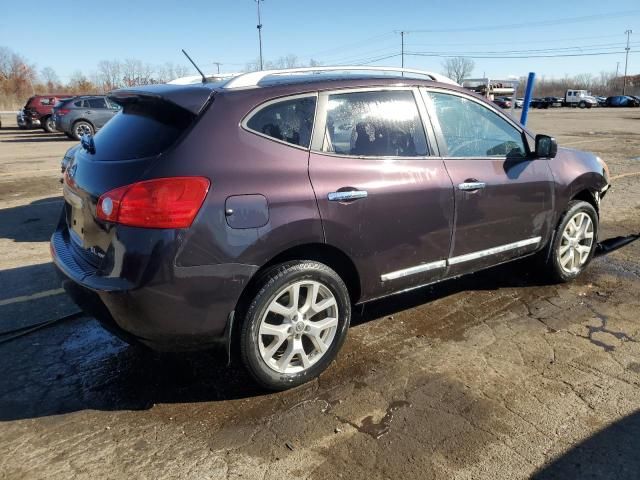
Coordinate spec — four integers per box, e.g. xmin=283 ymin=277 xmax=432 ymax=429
xmin=223 ymin=66 xmax=459 ymax=89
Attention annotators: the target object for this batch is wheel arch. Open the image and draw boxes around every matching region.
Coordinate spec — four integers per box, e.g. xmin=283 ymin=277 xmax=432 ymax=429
xmin=570 ymin=188 xmax=599 ymax=215
xmin=238 ymin=243 xmax=362 ymax=311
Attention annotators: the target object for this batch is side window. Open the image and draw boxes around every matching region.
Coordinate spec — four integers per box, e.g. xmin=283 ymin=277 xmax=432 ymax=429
xmin=428 ymin=92 xmax=526 ymax=158
xmin=74 ymin=100 xmax=85 ymax=107
xmin=322 ymin=90 xmax=428 ymax=157
xmin=246 ymin=96 xmax=316 ymax=148
xmin=88 ymin=98 xmax=107 ymax=109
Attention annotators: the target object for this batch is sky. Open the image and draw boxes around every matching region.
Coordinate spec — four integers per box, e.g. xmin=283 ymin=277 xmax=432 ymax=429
xmin=1 ymin=0 xmax=638 ymax=81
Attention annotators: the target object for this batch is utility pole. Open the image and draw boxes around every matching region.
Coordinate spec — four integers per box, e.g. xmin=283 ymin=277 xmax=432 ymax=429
xmin=255 ymin=0 xmax=264 ymax=71
xmin=401 ymin=31 xmax=405 ymax=69
xmin=213 ymin=62 xmax=221 ymax=74
xmin=623 ymin=29 xmax=632 ymax=95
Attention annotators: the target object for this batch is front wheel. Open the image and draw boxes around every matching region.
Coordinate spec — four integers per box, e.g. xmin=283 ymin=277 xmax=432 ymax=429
xmin=543 ymin=200 xmax=598 ymax=282
xmin=240 ymin=261 xmax=351 ymax=390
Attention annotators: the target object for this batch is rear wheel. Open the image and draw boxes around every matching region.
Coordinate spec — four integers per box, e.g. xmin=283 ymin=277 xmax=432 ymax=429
xmin=240 ymin=261 xmax=351 ymax=390
xmin=541 ymin=201 xmax=598 ymax=282
xmin=42 ymin=116 xmax=56 ymax=133
xmin=72 ymin=121 xmax=94 ymax=140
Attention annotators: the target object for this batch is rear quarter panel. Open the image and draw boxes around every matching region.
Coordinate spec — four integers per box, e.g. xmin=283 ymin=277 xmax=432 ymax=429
xmin=151 ymin=90 xmax=324 ymax=269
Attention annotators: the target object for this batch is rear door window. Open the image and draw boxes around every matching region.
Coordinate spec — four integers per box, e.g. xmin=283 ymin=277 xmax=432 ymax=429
xmin=74 ymin=100 xmax=85 ymax=107
xmin=245 ymin=96 xmax=316 ymax=148
xmin=321 ymin=90 xmax=428 ymax=157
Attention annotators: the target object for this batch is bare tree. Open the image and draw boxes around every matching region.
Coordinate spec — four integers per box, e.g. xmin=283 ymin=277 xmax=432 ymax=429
xmin=442 ymin=57 xmax=475 ymax=84
xmin=68 ymin=71 xmax=95 ymax=94
xmin=97 ymin=60 xmax=122 ymax=91
xmin=40 ymin=66 xmax=60 ymax=91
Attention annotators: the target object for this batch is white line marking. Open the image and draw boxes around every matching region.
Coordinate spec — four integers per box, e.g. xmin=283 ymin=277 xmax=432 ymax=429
xmin=0 ymin=288 xmax=65 ymax=307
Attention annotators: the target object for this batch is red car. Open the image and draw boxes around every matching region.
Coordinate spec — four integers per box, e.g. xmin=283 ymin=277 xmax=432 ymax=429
xmin=22 ymin=95 xmax=74 ymax=132
xmin=493 ymin=97 xmax=512 ymax=109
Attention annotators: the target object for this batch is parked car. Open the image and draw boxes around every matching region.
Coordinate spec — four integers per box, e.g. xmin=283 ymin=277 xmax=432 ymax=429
xmin=605 ymin=96 xmax=640 ymax=107
xmin=22 ymin=94 xmax=74 ymax=132
xmin=530 ymin=97 xmax=548 ymax=109
xmin=514 ymin=98 xmax=524 ymax=108
xmin=51 ymin=67 xmax=610 ymax=390
xmin=52 ymin=96 xmax=121 ymax=140
xmin=594 ymin=96 xmax=607 ymax=107
xmin=492 ymin=97 xmax=512 ymax=108
xmin=545 ymin=96 xmax=563 ymax=108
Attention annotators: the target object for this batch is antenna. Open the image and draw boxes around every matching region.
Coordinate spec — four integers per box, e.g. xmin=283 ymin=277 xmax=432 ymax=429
xmin=181 ymin=49 xmax=206 ymax=83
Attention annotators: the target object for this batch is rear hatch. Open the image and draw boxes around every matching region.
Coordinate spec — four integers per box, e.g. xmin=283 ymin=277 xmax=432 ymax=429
xmin=59 ymin=84 xmax=214 ymax=272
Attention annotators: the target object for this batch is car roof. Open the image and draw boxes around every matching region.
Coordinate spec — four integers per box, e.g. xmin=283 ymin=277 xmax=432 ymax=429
xmin=111 ymin=71 xmax=464 ymax=115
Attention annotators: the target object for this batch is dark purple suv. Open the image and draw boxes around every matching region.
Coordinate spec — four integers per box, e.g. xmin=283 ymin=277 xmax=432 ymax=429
xmin=51 ymin=68 xmax=610 ymax=390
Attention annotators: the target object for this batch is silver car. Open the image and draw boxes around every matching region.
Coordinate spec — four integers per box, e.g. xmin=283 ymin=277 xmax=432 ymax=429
xmin=53 ymin=96 xmax=120 ymax=140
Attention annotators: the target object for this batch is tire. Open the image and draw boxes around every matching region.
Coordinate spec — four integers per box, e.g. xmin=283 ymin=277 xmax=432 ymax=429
xmin=578 ymin=101 xmax=586 ymax=109
xmin=72 ymin=121 xmax=94 ymax=141
xmin=240 ymin=261 xmax=351 ymax=390
xmin=541 ymin=200 xmax=598 ymax=283
xmin=65 ymin=132 xmax=75 ymax=140
xmin=42 ymin=116 xmax=56 ymax=133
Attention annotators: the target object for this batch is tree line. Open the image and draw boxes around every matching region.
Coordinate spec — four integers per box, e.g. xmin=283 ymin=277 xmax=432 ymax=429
xmin=0 ymin=46 xmax=193 ymax=110
xmin=1 ymin=46 xmax=637 ymax=110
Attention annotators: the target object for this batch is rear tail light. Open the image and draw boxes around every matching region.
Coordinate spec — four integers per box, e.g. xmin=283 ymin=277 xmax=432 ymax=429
xmin=96 ymin=177 xmax=210 ymax=229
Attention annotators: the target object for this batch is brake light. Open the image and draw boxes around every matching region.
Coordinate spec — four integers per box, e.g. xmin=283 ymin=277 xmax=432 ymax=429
xmin=96 ymin=177 xmax=210 ymax=228
xmin=57 ymin=108 xmax=70 ymax=116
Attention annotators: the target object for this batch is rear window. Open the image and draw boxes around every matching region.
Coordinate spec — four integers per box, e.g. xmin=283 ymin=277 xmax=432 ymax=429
xmin=88 ymin=98 xmax=107 ymax=109
xmin=91 ymin=99 xmax=195 ymax=160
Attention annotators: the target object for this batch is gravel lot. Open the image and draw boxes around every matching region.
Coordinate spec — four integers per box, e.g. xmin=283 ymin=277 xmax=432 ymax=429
xmin=0 ymin=108 xmax=639 ymax=479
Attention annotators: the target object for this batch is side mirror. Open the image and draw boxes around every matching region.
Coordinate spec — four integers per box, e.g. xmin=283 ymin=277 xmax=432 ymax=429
xmin=535 ymin=134 xmax=558 ymax=159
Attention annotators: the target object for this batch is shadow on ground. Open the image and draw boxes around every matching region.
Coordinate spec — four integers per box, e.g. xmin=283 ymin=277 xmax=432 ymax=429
xmin=532 ymin=410 xmax=640 ymax=479
xmin=0 ymin=196 xmax=63 ymax=242
xmin=1 ymin=134 xmax=70 ymax=143
xmin=0 ymin=258 xmax=560 ymax=423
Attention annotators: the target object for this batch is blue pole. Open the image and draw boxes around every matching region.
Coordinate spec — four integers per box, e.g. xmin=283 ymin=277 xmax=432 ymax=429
xmin=520 ymin=72 xmax=536 ymax=126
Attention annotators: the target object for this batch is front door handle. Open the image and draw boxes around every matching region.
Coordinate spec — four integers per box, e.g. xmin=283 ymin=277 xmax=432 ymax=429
xmin=328 ymin=190 xmax=368 ymax=202
xmin=458 ymin=181 xmax=486 ymax=191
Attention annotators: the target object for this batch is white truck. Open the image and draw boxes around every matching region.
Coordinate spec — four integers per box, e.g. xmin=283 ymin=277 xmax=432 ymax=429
xmin=564 ymin=89 xmax=598 ymax=108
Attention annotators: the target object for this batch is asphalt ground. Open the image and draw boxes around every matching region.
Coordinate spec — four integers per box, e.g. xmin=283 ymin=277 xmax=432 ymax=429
xmin=0 ymin=108 xmax=639 ymax=479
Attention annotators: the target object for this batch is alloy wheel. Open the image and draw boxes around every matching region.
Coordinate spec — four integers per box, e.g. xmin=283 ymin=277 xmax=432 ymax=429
xmin=559 ymin=212 xmax=594 ymax=273
xmin=75 ymin=124 xmax=92 ymax=138
xmin=258 ymin=280 xmax=338 ymax=374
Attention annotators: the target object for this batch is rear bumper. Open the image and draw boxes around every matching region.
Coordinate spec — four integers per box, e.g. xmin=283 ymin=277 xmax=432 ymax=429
xmin=51 ymin=227 xmax=258 ymax=351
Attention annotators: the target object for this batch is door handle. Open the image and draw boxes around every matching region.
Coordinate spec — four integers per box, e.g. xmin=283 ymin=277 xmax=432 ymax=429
xmin=458 ymin=181 xmax=486 ymax=191
xmin=328 ymin=190 xmax=368 ymax=202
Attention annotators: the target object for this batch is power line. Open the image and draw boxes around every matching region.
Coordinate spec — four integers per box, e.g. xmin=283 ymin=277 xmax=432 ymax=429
xmin=406 ymin=50 xmax=637 ymax=59
xmin=404 ymin=9 xmax=640 ymax=33
xmin=403 ymin=41 xmax=640 ymax=55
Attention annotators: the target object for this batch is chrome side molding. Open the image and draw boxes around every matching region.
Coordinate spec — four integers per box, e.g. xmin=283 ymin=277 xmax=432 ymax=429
xmin=380 ymin=236 xmax=541 ymax=281
xmin=381 ymin=260 xmax=447 ymax=282
xmin=447 ymin=237 xmax=541 ymax=265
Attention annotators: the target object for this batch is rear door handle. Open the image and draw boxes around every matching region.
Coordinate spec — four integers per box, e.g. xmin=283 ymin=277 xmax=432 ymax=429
xmin=328 ymin=190 xmax=368 ymax=202
xmin=458 ymin=182 xmax=486 ymax=191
